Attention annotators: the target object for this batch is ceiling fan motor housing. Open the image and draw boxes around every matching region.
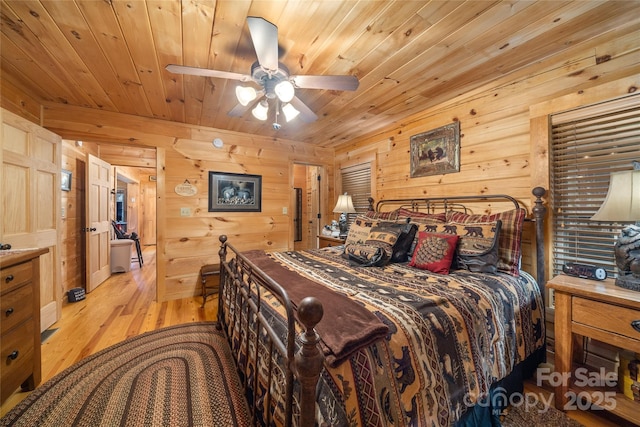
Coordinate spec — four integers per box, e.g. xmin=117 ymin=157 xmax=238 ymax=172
xmin=251 ymin=61 xmax=291 ymax=98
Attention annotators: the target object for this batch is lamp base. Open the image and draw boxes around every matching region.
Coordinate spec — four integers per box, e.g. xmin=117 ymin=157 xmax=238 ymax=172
xmin=615 ymin=275 xmax=640 ymax=292
xmin=613 ymin=224 xmax=640 ymax=292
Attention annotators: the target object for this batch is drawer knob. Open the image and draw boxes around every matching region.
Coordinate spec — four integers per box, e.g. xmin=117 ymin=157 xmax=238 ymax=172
xmin=8 ymin=350 xmax=19 ymax=361
xmin=5 ymin=274 xmax=14 ymax=283
xmin=632 ymin=320 xmax=640 ymax=333
xmin=5 ymin=307 xmax=14 ymax=316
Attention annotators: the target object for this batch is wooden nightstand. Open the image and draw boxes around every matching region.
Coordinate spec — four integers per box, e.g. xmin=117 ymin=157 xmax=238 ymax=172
xmin=547 ymin=274 xmax=640 ymax=424
xmin=317 ymin=235 xmax=345 ymax=248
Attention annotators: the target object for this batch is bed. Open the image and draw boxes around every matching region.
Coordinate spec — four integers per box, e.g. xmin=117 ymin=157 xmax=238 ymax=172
xmin=217 ymin=187 xmax=547 ymax=427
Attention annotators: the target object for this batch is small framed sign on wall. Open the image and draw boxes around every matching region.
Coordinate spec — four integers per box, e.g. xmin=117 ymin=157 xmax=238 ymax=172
xmin=208 ymin=171 xmax=262 ymax=212
xmin=61 ymin=169 xmax=72 ymax=191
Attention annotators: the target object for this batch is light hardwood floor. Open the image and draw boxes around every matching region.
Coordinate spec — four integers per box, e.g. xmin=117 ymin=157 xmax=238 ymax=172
xmin=0 ymin=246 xmax=627 ymax=425
xmin=1 ymin=246 xmax=216 ymax=417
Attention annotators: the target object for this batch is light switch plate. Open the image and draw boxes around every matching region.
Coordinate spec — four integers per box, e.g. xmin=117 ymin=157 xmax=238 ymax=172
xmin=180 ymin=207 xmax=191 ymax=216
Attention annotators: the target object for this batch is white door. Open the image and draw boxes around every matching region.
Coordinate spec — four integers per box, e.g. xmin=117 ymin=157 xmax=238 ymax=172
xmin=86 ymin=154 xmax=112 ymax=292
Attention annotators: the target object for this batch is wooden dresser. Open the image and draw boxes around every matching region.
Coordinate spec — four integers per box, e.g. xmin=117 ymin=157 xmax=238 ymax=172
xmin=0 ymin=248 xmax=48 ymax=404
xmin=547 ymin=274 xmax=640 ymax=425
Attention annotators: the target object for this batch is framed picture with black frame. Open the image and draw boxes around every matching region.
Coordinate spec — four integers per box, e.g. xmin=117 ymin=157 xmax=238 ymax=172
xmin=208 ymin=171 xmax=262 ymax=212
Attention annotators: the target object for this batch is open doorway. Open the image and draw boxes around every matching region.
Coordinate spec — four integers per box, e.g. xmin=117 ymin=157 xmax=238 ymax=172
xmin=293 ymin=164 xmax=323 ymax=250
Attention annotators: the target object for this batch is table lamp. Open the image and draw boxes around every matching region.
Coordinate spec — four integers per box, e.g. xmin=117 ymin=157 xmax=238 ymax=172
xmin=333 ymin=193 xmax=357 ymax=238
xmin=591 ymin=167 xmax=640 ymax=291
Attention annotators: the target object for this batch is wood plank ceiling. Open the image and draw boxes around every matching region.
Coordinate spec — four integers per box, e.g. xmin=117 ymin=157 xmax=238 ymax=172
xmin=1 ymin=0 xmax=639 ymax=147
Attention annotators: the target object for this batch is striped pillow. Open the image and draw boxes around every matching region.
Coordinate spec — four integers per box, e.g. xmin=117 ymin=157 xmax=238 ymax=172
xmin=396 ymin=207 xmax=447 ymax=222
xmin=365 ymin=209 xmax=399 ymax=220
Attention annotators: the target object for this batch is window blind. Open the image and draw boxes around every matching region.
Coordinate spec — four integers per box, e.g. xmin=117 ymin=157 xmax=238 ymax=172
xmin=550 ymin=95 xmax=640 ymax=278
xmin=340 ymin=163 xmax=372 ymax=217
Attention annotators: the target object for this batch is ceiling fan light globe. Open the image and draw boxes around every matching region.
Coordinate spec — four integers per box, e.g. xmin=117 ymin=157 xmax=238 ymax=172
xmin=236 ymin=86 xmax=257 ymax=106
xmin=282 ymin=103 xmax=300 ymax=122
xmin=252 ymin=100 xmax=269 ymax=121
xmin=274 ymin=80 xmax=295 ymax=103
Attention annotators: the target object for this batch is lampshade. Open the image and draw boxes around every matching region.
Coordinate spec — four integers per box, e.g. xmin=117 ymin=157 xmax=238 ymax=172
xmin=251 ymin=100 xmax=269 ymax=121
xmin=282 ymin=103 xmax=300 ymax=122
xmin=235 ymin=86 xmax=257 ymax=106
xmin=591 ymin=170 xmax=640 ymax=222
xmin=274 ymin=80 xmax=295 ymax=103
xmin=333 ymin=194 xmax=356 ymax=214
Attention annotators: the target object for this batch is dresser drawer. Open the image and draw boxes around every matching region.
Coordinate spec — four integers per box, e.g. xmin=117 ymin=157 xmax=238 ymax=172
xmin=1 ymin=261 xmax=33 ymax=294
xmin=0 ymin=284 xmax=34 ymax=335
xmin=1 ymin=321 xmax=35 ymax=401
xmin=573 ymin=296 xmax=640 ymax=341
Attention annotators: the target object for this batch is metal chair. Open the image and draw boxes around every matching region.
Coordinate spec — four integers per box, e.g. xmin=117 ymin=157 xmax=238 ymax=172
xmin=111 ymin=221 xmax=144 ymax=267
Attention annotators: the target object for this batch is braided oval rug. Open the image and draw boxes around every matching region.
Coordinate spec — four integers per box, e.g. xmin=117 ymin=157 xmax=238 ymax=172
xmin=1 ymin=323 xmax=250 ymax=427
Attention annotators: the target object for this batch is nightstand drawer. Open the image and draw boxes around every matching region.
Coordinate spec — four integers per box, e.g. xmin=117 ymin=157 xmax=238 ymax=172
xmin=573 ymin=297 xmax=640 ymax=341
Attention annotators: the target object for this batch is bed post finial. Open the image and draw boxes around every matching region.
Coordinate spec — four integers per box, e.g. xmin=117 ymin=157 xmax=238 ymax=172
xmin=295 ymin=297 xmax=324 ymax=427
xmin=531 ymin=187 xmax=546 ymax=288
xmin=218 ymin=235 xmax=228 ymax=263
xmin=367 ymin=197 xmax=375 ymax=212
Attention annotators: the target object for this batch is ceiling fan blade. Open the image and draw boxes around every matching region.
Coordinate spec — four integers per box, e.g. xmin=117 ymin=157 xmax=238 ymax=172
xmin=246 ymin=17 xmax=279 ymax=72
xmin=228 ymin=102 xmax=252 ymax=117
xmin=166 ymin=64 xmax=251 ymax=82
xmin=291 ymin=75 xmax=359 ymax=91
xmin=289 ymin=96 xmax=318 ymax=123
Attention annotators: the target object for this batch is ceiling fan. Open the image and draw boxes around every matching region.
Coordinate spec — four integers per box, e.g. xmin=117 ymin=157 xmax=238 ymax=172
xmin=166 ymin=16 xmax=359 ymax=129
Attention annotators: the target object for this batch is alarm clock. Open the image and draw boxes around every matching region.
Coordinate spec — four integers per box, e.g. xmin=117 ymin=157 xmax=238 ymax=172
xmin=562 ymin=262 xmax=607 ymax=281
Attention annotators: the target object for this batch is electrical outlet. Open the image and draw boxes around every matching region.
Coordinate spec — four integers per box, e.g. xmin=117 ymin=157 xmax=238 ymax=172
xmin=282 ymin=207 xmax=288 ymax=214
xmin=180 ymin=207 xmax=191 ymax=216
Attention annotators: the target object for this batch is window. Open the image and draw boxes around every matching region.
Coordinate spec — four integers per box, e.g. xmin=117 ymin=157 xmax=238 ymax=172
xmin=550 ymin=95 xmax=640 ymax=278
xmin=340 ymin=163 xmax=372 ymax=218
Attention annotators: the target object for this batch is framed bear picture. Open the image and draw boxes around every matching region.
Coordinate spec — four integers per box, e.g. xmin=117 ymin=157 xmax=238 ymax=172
xmin=410 ymin=121 xmax=460 ymax=178
xmin=208 ymin=171 xmax=262 ymax=212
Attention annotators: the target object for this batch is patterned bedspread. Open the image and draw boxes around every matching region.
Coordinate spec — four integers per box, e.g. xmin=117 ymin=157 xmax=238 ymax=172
xmin=238 ymin=247 xmax=545 ymax=427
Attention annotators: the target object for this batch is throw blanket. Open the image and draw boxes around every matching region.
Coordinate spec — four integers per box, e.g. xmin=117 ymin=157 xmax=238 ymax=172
xmin=245 ymin=250 xmax=389 ymax=367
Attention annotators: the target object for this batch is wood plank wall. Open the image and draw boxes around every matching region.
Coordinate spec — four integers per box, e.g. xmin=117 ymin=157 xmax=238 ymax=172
xmin=334 ymin=33 xmax=640 ymax=283
xmin=39 ymin=106 xmax=335 ymax=301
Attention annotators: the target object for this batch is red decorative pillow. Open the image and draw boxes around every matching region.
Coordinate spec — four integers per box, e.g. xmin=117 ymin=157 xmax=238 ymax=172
xmin=447 ymin=209 xmax=526 ymax=276
xmin=409 ymin=232 xmax=459 ymax=274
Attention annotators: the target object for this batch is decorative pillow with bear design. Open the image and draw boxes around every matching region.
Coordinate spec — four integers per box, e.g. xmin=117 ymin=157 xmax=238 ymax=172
xmin=447 ymin=208 xmax=525 ymax=276
xmin=365 ymin=222 xmax=405 ymax=259
xmin=344 ymin=216 xmax=380 ymax=246
xmin=445 ymin=220 xmax=502 ymax=273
